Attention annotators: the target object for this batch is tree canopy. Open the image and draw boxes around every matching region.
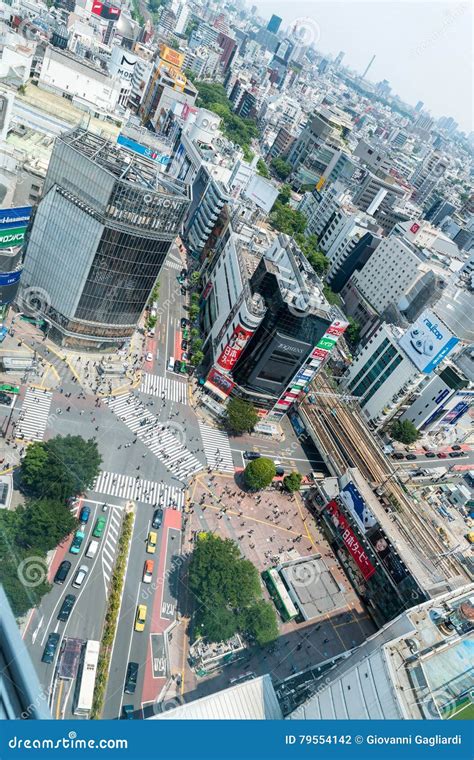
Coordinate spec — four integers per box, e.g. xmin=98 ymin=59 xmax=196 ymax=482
xmin=225 ymin=397 xmax=258 ymax=435
xmin=21 ymin=435 xmax=102 ymax=501
xmin=283 ymin=472 xmax=303 ymax=493
xmin=294 ymin=233 xmax=329 ymax=276
xmin=270 ymin=157 xmax=292 ymax=179
xmin=188 ymin=533 xmax=278 ymax=645
xmin=390 ymin=419 xmax=420 ymax=445
xmin=269 ymin=202 xmax=307 ymax=236
xmin=256 ymin=158 xmax=270 ymax=178
xmin=244 ymin=457 xmax=276 ymax=490
xmin=193 ymin=81 xmax=258 ymax=154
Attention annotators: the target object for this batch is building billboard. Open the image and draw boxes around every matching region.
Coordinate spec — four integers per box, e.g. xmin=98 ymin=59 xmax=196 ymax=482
xmin=91 ymin=1 xmax=121 ymax=20
xmin=398 ymin=309 xmax=459 ymax=373
xmin=442 ymin=401 xmax=470 ymax=425
xmin=326 ymin=500 xmax=376 ymax=580
xmin=116 ymin=134 xmax=171 ymax=165
xmin=0 ymin=269 xmax=22 ymax=305
xmin=159 ymin=45 xmax=185 ymax=69
xmin=0 ymin=206 xmax=32 ymax=228
xmin=0 ymin=226 xmax=26 ymax=249
xmin=205 ymin=367 xmax=235 ymax=399
xmin=339 ymin=481 xmax=377 ymax=534
xmin=216 ymin=325 xmax=255 ymax=373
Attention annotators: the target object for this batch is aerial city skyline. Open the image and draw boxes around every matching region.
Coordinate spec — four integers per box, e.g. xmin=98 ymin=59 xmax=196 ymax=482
xmin=0 ymin=0 xmax=472 ymax=752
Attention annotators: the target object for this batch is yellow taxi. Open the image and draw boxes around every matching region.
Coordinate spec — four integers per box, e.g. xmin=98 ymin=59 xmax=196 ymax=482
xmin=146 ymin=531 xmax=157 ymax=554
xmin=135 ymin=604 xmax=147 ymax=632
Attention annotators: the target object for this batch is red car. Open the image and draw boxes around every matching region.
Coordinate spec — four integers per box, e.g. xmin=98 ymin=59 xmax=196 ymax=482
xmin=437 ymin=451 xmax=448 ymax=459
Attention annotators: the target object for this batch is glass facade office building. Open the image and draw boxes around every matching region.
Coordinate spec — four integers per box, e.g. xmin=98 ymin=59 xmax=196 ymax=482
xmin=20 ymin=128 xmax=190 ymax=349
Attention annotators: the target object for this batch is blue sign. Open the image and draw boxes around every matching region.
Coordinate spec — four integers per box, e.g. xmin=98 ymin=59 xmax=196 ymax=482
xmin=443 ymin=401 xmax=470 ymax=425
xmin=340 ymin=481 xmax=377 ymax=533
xmin=0 ymin=205 xmax=32 ymax=228
xmin=0 ymin=270 xmax=22 ymax=286
xmin=117 ymin=134 xmax=171 ymax=165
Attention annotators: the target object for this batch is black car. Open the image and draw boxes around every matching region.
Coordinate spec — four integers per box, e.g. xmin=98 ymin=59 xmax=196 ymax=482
xmin=451 ymin=444 xmax=462 ymax=451
xmin=181 ymin=340 xmax=188 ymax=351
xmin=124 ymin=662 xmax=139 ymax=694
xmin=392 ymin=452 xmax=404 ymax=460
xmin=54 ymin=560 xmax=72 ymax=585
xmin=180 ymin=268 xmax=187 ymax=278
xmin=425 ymin=451 xmax=436 ymax=458
xmin=0 ymin=391 xmax=12 ymax=407
xmin=275 ymin=466 xmax=285 ymax=476
xmin=152 ymin=508 xmax=163 ymax=530
xmin=58 ymin=594 xmax=76 ymax=622
xmin=180 ymin=286 xmax=187 ymax=296
xmin=406 ymin=453 xmax=417 ymax=460
xmin=243 ymin=451 xmax=261 ymax=460
xmin=449 ymin=451 xmax=462 ymax=458
xmin=41 ymin=632 xmax=60 ymax=664
xmin=180 ymin=318 xmax=188 ymax=329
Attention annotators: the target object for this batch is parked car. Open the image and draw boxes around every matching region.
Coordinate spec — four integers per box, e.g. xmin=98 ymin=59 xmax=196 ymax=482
xmin=181 ymin=352 xmax=189 ymax=361
xmin=57 ymin=594 xmax=76 ymax=622
xmin=181 ymin=340 xmax=188 ymax=351
xmin=167 ymin=356 xmax=175 ymax=372
xmin=122 ymin=705 xmax=134 ymax=719
xmin=152 ymin=508 xmax=163 ymax=529
xmin=406 ymin=454 xmax=417 ymax=460
xmin=147 ymin=531 xmax=157 ymax=554
xmin=135 ymin=604 xmax=147 ymax=632
xmin=124 ymin=662 xmax=139 ymax=694
xmin=72 ymin=564 xmax=89 ymax=588
xmin=243 ymin=451 xmax=261 ymax=460
xmin=180 ymin=318 xmax=188 ymax=328
xmin=275 ymin=466 xmax=285 ymax=476
xmin=180 ymin=286 xmax=187 ymax=296
xmin=69 ymin=529 xmax=85 ymax=555
xmin=145 ymin=352 xmax=153 ymax=362
xmin=41 ymin=632 xmax=60 ymax=664
xmin=79 ymin=505 xmax=91 ymax=523
xmin=54 ymin=560 xmax=71 ymax=585
xmin=182 ymin=329 xmax=190 ymax=340
xmin=449 ymin=451 xmax=462 ymax=458
xmin=142 ymin=560 xmax=154 ymax=584
xmin=92 ymin=516 xmax=106 ymax=538
xmin=437 ymin=451 xmax=448 ymax=459
xmin=85 ymin=539 xmax=99 ymax=559
xmin=180 ymin=268 xmax=187 ymax=278
xmin=392 ymin=452 xmax=405 ymax=460
xmin=451 ymin=444 xmax=462 ymax=451
xmin=425 ymin=451 xmax=436 ymax=458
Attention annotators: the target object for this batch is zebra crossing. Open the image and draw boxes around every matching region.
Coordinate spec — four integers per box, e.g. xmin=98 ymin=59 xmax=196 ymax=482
xmin=105 ymin=393 xmax=203 ymax=481
xmin=102 ymin=507 xmax=122 ymax=588
xmin=164 ymin=258 xmax=183 ymax=271
xmin=93 ymin=470 xmax=185 ymax=509
xmin=16 ymin=388 xmax=53 ymax=442
xmin=140 ymin=373 xmax=188 ymax=404
xmin=198 ymin=422 xmax=235 ymax=473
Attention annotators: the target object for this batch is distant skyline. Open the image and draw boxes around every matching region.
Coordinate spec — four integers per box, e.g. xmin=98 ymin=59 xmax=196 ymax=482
xmin=254 ymin=1 xmax=473 ymax=132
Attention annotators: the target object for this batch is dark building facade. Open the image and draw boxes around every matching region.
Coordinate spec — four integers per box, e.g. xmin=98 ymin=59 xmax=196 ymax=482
xmin=267 ymin=14 xmax=282 ymax=34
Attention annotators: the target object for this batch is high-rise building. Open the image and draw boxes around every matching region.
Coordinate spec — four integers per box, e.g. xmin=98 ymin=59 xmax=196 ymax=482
xmin=334 ymin=50 xmax=344 ymax=67
xmin=266 ymin=14 xmax=282 ymax=34
xmin=20 ymin=128 xmax=190 ymax=349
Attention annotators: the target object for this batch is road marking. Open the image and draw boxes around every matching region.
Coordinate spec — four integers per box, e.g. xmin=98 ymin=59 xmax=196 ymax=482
xmin=140 ymin=374 xmax=187 ymax=404
xmin=92 ymin=471 xmax=185 ymax=509
xmin=198 ymin=422 xmax=234 ymax=472
xmin=16 ymin=388 xmax=52 ymax=441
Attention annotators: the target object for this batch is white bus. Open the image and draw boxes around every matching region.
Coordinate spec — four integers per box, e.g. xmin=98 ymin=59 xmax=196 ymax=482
xmin=73 ymin=640 xmax=100 ymax=717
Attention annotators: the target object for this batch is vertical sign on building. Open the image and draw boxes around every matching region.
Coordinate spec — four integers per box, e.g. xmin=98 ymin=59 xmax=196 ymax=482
xmin=270 ymin=319 xmax=348 ymax=418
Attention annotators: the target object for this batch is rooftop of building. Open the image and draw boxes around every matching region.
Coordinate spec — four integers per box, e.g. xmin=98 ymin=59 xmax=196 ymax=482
xmin=287 ymin=584 xmax=474 ymax=721
xmin=60 ymin=127 xmax=190 ymax=198
xmin=278 ymin=555 xmax=348 ymax=621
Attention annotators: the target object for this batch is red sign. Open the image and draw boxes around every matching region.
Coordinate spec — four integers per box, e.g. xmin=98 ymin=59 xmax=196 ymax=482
xmin=216 ymin=325 xmax=254 ymax=373
xmin=326 ymin=500 xmax=376 ymax=580
xmin=207 ymin=368 xmax=235 ymax=397
xmin=91 ymin=1 xmax=121 ymax=20
xmin=326 ymin=320 xmax=349 ymax=337
xmin=311 ymin=347 xmax=329 ymax=361
xmin=201 ymin=281 xmax=213 ymax=300
xmin=410 ymin=222 xmax=420 ymax=234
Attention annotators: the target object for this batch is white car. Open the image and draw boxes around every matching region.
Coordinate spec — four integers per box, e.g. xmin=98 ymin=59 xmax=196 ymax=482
xmin=145 ymin=352 xmax=153 ymax=362
xmin=72 ymin=564 xmax=89 ymax=588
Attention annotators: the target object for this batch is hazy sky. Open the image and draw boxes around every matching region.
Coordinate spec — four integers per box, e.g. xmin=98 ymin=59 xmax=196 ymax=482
xmin=254 ymin=1 xmax=473 ymax=132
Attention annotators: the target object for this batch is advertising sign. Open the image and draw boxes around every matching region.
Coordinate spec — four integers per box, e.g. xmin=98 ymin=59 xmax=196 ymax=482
xmin=442 ymin=401 xmax=470 ymax=425
xmin=0 ymin=206 xmax=32 ymax=228
xmin=0 ymin=269 xmax=22 ymax=305
xmin=326 ymin=500 xmax=376 ymax=580
xmin=116 ymin=134 xmax=171 ymax=165
xmin=159 ymin=45 xmax=185 ymax=69
xmin=201 ymin=281 xmax=213 ymax=300
xmin=91 ymin=1 xmax=121 ymax=20
xmin=340 ymin=481 xmax=377 ymax=534
xmin=0 ymin=226 xmax=26 ymax=249
xmin=410 ymin=222 xmax=420 ymax=234
xmin=399 ymin=310 xmax=459 ymax=373
xmin=206 ymin=368 xmax=235 ymax=398
xmin=216 ymin=325 xmax=254 ymax=373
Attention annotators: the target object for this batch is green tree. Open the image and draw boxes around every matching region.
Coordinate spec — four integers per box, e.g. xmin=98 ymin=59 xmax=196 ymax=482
xmin=190 ymin=327 xmax=200 ymax=339
xmin=270 ymin=157 xmax=292 ymax=180
xmin=283 ymin=472 xmax=302 ymax=493
xmin=346 ymin=318 xmax=361 ymax=347
xmin=21 ymin=436 xmax=102 ymax=500
xmin=190 ymin=292 xmax=200 ymax=305
xmin=190 ymin=350 xmax=204 ymax=366
xmin=276 ymin=183 xmax=292 ymax=205
xmin=225 ymin=397 xmax=258 ymax=435
xmin=244 ymin=458 xmax=276 ymax=490
xmin=16 ymin=499 xmax=77 ymax=554
xmin=295 ymin=233 xmax=328 ymax=276
xmin=256 ymin=158 xmax=270 ymax=178
xmin=323 ymin=284 xmax=342 ymax=306
xmin=189 ymin=271 xmax=201 ymax=287
xmin=189 ymin=304 xmax=200 ymax=321
xmin=191 ymin=337 xmax=203 ymax=351
xmin=390 ymin=419 xmax=420 ymax=445
xmin=270 ymin=203 xmax=307 ymax=236
xmin=242 ymin=600 xmax=279 ymax=646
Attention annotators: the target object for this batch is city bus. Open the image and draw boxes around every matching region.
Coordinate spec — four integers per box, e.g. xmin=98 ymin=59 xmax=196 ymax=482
xmin=262 ymin=569 xmax=298 ymax=622
xmin=72 ymin=640 xmax=100 ymax=717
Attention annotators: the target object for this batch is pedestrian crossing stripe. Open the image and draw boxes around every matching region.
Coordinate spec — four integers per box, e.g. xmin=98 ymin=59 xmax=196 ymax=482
xmin=198 ymin=422 xmax=234 ymax=473
xmin=105 ymin=394 xmax=203 ymax=481
xmin=164 ymin=259 xmax=183 ymax=271
xmin=16 ymin=388 xmax=53 ymax=442
xmin=140 ymin=374 xmax=187 ymax=404
xmin=102 ymin=507 xmax=121 ymax=587
xmin=92 ymin=470 xmax=185 ymax=509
